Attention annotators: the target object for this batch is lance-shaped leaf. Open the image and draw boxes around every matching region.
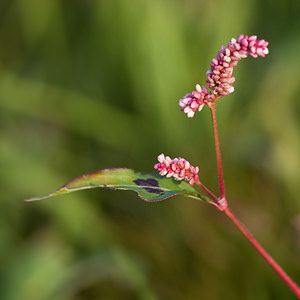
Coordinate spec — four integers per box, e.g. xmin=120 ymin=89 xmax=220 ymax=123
xmin=25 ymin=168 xmax=208 ymax=202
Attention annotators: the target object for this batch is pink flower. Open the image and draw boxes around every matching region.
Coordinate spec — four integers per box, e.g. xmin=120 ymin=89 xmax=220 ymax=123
xmin=180 ymin=34 xmax=269 ymax=117
xmin=154 ymin=154 xmax=199 ymax=185
xmin=179 ymin=85 xmax=216 ymax=118
xmin=228 ymin=34 xmax=269 ymax=59
xmin=206 ymin=34 xmax=269 ymax=98
xmin=205 ymin=45 xmax=237 ymax=97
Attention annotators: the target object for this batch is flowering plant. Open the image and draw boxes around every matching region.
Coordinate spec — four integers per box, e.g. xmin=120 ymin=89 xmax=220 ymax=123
xmin=179 ymin=34 xmax=268 ymax=117
xmin=26 ymin=35 xmax=300 ymax=298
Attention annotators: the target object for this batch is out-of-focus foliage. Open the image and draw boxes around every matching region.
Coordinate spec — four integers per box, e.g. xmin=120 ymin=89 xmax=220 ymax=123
xmin=1 ymin=0 xmax=300 ymax=299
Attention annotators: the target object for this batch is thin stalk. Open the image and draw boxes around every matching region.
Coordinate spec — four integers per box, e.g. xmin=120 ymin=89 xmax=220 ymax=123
xmin=210 ymin=104 xmax=226 ymax=200
xmin=195 ymin=179 xmax=219 ymax=204
xmin=224 ymin=207 xmax=300 ymax=298
xmin=208 ymin=103 xmax=300 ymax=297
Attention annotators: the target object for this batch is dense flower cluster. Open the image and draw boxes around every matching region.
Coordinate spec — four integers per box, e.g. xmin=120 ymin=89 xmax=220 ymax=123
xmin=180 ymin=34 xmax=269 ymax=117
xmin=179 ymin=84 xmax=215 ymax=118
xmin=154 ymin=154 xmax=199 ymax=185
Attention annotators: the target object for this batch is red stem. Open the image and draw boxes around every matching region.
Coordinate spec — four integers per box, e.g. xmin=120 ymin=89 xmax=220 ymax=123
xmin=208 ymin=103 xmax=300 ymax=297
xmin=224 ymin=207 xmax=300 ymax=298
xmin=210 ymin=105 xmax=226 ymax=200
xmin=195 ymin=179 xmax=219 ymax=204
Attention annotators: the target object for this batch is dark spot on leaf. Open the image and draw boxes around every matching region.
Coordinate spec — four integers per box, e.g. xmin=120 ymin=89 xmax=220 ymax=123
xmin=133 ymin=178 xmax=163 ymax=194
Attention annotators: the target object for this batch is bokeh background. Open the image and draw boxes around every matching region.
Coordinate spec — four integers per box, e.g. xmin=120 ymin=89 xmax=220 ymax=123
xmin=1 ymin=0 xmax=300 ymax=299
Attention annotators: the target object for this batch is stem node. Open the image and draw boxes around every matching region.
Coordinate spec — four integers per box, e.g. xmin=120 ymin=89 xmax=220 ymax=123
xmin=209 ymin=104 xmax=300 ymax=298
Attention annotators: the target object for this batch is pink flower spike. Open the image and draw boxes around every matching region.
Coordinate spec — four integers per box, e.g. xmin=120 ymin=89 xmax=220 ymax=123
xmin=179 ymin=34 xmax=269 ymax=117
xmin=179 ymin=84 xmax=208 ymax=118
xmin=154 ymin=154 xmax=199 ymax=185
xmin=205 ymin=34 xmax=269 ymax=99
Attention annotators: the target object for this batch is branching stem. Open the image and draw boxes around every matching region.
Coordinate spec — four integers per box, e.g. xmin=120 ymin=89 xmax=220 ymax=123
xmin=224 ymin=207 xmax=300 ymax=298
xmin=195 ymin=180 xmax=219 ymax=204
xmin=208 ymin=104 xmax=300 ymax=298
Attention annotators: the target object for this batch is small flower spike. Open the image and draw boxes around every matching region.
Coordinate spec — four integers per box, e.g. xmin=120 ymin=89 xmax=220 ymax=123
xmin=154 ymin=154 xmax=199 ymax=185
xmin=179 ymin=85 xmax=216 ymax=118
xmin=180 ymin=34 xmax=269 ymax=117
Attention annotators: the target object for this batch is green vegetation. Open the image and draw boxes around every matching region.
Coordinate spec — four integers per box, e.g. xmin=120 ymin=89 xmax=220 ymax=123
xmin=1 ymin=0 xmax=300 ymax=299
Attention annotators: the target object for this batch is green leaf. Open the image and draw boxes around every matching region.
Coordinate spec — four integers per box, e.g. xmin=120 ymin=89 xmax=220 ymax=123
xmin=25 ymin=168 xmax=207 ymax=202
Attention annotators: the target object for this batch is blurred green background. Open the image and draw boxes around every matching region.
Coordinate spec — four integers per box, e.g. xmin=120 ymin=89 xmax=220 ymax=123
xmin=1 ymin=0 xmax=300 ymax=299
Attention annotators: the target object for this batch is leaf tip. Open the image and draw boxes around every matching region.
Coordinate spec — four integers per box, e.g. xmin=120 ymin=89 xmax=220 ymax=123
xmin=24 ymin=196 xmax=46 ymax=202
